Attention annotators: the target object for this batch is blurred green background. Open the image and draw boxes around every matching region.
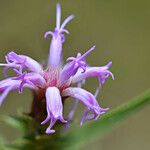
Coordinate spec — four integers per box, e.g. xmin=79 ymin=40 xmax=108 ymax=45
xmin=0 ymin=0 xmax=150 ymax=150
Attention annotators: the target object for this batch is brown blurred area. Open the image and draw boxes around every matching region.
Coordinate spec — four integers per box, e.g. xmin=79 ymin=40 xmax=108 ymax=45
xmin=0 ymin=0 xmax=150 ymax=149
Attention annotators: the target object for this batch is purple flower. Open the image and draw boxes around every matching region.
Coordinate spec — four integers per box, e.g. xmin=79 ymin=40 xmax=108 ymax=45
xmin=41 ymin=87 xmax=66 ymax=134
xmin=0 ymin=3 xmax=114 ymax=134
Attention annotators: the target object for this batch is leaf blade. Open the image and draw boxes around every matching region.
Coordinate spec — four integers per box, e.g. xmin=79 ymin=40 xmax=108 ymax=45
xmin=65 ymin=89 xmax=150 ymax=149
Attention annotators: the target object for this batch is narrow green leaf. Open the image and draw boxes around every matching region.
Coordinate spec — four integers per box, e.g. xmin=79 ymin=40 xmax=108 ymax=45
xmin=65 ymin=89 xmax=150 ymax=149
xmin=0 ymin=115 xmax=32 ymax=133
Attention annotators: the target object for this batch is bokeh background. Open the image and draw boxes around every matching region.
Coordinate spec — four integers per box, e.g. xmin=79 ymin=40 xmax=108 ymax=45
xmin=0 ymin=0 xmax=150 ymax=150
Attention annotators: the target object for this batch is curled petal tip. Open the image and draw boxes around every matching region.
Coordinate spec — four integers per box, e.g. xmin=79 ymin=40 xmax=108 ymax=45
xmin=80 ymin=122 xmax=83 ymax=126
xmin=109 ymin=71 xmax=115 ymax=80
xmin=69 ymin=15 xmax=75 ymax=21
xmin=59 ymin=115 xmax=67 ymax=123
xmin=112 ymin=74 xmax=115 ymax=80
xmin=60 ymin=118 xmax=67 ymax=123
xmin=68 ymin=15 xmax=75 ymax=22
xmin=80 ymin=65 xmax=86 ymax=73
xmin=105 ymin=107 xmax=110 ymax=111
xmin=94 ymin=114 xmax=100 ymax=120
xmin=46 ymin=129 xmax=55 ymax=134
xmin=44 ymin=31 xmax=53 ymax=39
xmin=66 ymin=57 xmax=75 ymax=62
xmin=100 ymin=107 xmax=110 ymax=112
xmin=107 ymin=61 xmax=112 ymax=68
xmin=77 ymin=53 xmax=82 ymax=57
xmin=41 ymin=120 xmax=46 ymax=125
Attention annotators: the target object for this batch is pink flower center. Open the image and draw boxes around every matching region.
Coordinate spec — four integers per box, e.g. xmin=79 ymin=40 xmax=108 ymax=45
xmin=43 ymin=67 xmax=71 ymax=93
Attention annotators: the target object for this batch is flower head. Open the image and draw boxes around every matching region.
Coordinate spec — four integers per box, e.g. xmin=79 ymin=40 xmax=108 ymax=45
xmin=0 ymin=3 xmax=114 ymax=134
xmin=45 ymin=3 xmax=74 ymax=68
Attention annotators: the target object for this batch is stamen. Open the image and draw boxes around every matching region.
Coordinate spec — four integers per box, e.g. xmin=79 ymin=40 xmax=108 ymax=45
xmin=94 ymin=84 xmax=101 ymax=98
xmin=56 ymin=3 xmax=61 ymax=29
xmin=78 ymin=45 xmax=96 ymax=61
xmin=80 ymin=108 xmax=89 ymax=126
xmin=60 ymin=15 xmax=74 ymax=30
